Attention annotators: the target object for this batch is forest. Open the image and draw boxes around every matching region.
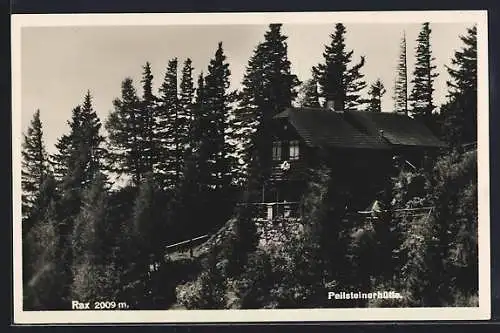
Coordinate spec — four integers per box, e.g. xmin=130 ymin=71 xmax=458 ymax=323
xmin=21 ymin=22 xmax=478 ymax=310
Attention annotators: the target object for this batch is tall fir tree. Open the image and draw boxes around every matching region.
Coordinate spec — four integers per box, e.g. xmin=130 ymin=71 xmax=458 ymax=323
xmin=234 ymin=24 xmax=301 ymax=184
xmin=203 ymin=42 xmax=232 ymax=191
xmin=409 ymin=23 xmax=439 ymax=120
xmin=367 ymin=79 xmax=386 ymax=112
xmin=179 ymin=58 xmax=196 ymax=154
xmin=313 ymin=23 xmax=367 ymax=111
xmin=139 ymin=62 xmax=157 ymax=176
xmin=441 ymin=25 xmax=477 ymax=145
xmin=156 ymin=58 xmax=183 ymax=190
xmin=297 ymin=77 xmax=321 ymax=108
xmin=393 ymin=32 xmax=408 ymax=114
xmin=106 ymin=78 xmax=145 ymax=185
xmin=51 ymin=91 xmax=106 ymax=306
xmin=51 ymin=91 xmax=105 ymax=187
xmin=22 ymin=109 xmax=50 ymax=222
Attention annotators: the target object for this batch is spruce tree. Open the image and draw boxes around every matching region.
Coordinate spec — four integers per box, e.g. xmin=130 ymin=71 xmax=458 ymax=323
xmin=156 ymin=58 xmax=182 ymax=190
xmin=139 ymin=62 xmax=157 ymax=176
xmin=235 ymin=24 xmax=300 ymax=184
xmin=23 ymin=182 xmax=64 ymax=310
xmin=22 ymin=109 xmax=50 ymax=222
xmin=200 ymin=42 xmax=236 ymax=230
xmin=409 ymin=23 xmax=439 ymax=120
xmin=313 ymin=23 xmax=367 ymax=110
xmin=204 ymin=42 xmax=232 ymax=191
xmin=179 ymin=58 xmax=196 ymax=154
xmin=441 ymin=25 xmax=477 ymax=145
xmin=367 ymin=79 xmax=386 ymax=112
xmin=106 ymin=78 xmax=144 ymax=185
xmin=50 ymin=91 xmax=105 ymax=306
xmin=297 ymin=77 xmax=321 ymax=108
xmin=393 ymin=32 xmax=408 ymax=114
xmin=51 ymin=91 xmax=105 ymax=187
xmin=71 ymin=173 xmax=118 ymax=301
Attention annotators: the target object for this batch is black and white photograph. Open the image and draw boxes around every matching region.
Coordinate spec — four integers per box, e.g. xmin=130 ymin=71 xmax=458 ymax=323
xmin=12 ymin=11 xmax=490 ymax=323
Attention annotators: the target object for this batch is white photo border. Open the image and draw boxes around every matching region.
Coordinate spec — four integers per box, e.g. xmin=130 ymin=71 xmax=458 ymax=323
xmin=11 ymin=10 xmax=490 ymax=324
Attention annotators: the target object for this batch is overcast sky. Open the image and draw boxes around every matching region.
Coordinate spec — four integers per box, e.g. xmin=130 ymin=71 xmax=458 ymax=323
xmin=21 ymin=22 xmax=472 ymax=154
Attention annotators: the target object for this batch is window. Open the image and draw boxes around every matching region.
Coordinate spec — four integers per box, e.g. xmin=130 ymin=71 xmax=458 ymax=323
xmin=289 ymin=140 xmax=300 ymax=160
xmin=272 ymin=141 xmax=282 ymax=161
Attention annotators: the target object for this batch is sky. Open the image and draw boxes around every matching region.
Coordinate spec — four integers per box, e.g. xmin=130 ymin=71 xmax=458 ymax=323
xmin=20 ymin=21 xmax=473 ymax=155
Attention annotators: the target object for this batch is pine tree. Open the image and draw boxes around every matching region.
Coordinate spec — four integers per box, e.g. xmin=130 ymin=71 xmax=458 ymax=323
xmin=409 ymin=23 xmax=439 ymax=120
xmin=313 ymin=23 xmax=367 ymax=110
xmin=367 ymin=79 xmax=386 ymax=112
xmin=22 ymin=109 xmax=50 ymax=222
xmin=156 ymin=58 xmax=182 ymax=190
xmin=393 ymin=32 xmax=408 ymax=114
xmin=106 ymin=78 xmax=144 ymax=185
xmin=297 ymin=77 xmax=321 ymax=108
xmin=235 ymin=24 xmax=301 ymax=184
xmin=441 ymin=25 xmax=477 ymax=145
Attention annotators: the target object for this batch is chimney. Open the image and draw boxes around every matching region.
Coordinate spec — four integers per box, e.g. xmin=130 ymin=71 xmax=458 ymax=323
xmin=326 ymin=99 xmax=344 ymax=113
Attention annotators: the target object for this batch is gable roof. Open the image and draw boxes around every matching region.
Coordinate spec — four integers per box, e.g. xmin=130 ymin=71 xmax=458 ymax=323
xmin=344 ymin=110 xmax=445 ymax=148
xmin=274 ymin=108 xmax=390 ymax=150
xmin=274 ymin=107 xmax=445 ymax=150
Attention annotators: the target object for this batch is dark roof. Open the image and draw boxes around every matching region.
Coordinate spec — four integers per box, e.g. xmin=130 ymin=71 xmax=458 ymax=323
xmin=274 ymin=108 xmax=390 ymax=150
xmin=344 ymin=110 xmax=445 ymax=148
xmin=274 ymin=107 xmax=445 ymax=149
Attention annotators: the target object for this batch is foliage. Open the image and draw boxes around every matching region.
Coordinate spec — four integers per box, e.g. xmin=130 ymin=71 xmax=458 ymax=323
xmin=441 ymin=25 xmax=477 ymax=146
xmin=409 ymin=23 xmax=439 ymax=120
xmin=393 ymin=32 xmax=408 ymax=114
xmin=297 ymin=77 xmax=321 ymax=108
xmin=313 ymin=23 xmax=367 ymax=110
xmin=22 ymin=109 xmax=50 ymax=221
xmin=366 ymin=79 xmax=386 ymax=112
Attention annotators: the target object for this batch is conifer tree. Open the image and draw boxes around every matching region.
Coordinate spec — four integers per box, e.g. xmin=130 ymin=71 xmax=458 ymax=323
xmin=71 ymin=173 xmax=119 ymax=301
xmin=204 ymin=42 xmax=232 ymax=191
xmin=23 ymin=180 xmax=64 ymax=310
xmin=23 ymin=174 xmax=61 ymax=309
xmin=179 ymin=58 xmax=196 ymax=153
xmin=124 ymin=172 xmax=166 ymax=308
xmin=393 ymin=32 xmax=408 ymax=114
xmin=49 ymin=91 xmax=105 ymax=305
xmin=235 ymin=24 xmax=300 ymax=183
xmin=297 ymin=77 xmax=321 ymax=108
xmin=313 ymin=23 xmax=367 ymax=111
xmin=139 ymin=62 xmax=157 ymax=175
xmin=156 ymin=58 xmax=181 ymax=190
xmin=367 ymin=79 xmax=386 ymax=112
xmin=409 ymin=23 xmax=439 ymax=120
xmin=441 ymin=25 xmax=477 ymax=145
xmin=22 ymin=109 xmax=50 ymax=222
xmin=106 ymin=78 xmax=144 ymax=185
xmin=51 ymin=91 xmax=105 ymax=187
